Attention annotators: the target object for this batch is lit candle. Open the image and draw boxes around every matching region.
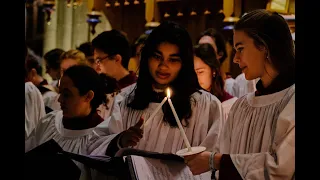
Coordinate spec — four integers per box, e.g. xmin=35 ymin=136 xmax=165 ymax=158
xmin=141 ymin=96 xmax=168 ymax=128
xmin=166 ymin=88 xmax=192 ymax=151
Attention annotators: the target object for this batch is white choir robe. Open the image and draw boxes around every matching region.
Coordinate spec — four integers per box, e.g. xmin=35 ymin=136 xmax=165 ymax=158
xmin=89 ymin=84 xmax=223 ymax=156
xmin=45 ymin=93 xmax=61 ymax=111
xmin=42 ymin=91 xmax=59 ymax=108
xmin=224 ymin=78 xmax=235 ymax=96
xmin=50 ymin=80 xmax=59 ymax=89
xmin=232 ymin=73 xmax=259 ymax=98
xmin=25 ymin=82 xmax=46 ymax=139
xmin=216 ymin=84 xmax=295 ymax=179
xmin=220 ymin=97 xmax=237 ymax=130
xmin=25 ymin=110 xmax=110 ymax=180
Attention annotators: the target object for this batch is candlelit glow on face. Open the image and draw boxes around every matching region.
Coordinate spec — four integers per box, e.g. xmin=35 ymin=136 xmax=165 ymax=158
xmin=148 ymin=42 xmax=182 ymax=87
xmin=166 ymin=88 xmax=171 ymax=98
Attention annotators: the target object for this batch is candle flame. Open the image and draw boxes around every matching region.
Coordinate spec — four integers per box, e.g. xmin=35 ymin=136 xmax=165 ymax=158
xmin=166 ymin=88 xmax=171 ymax=98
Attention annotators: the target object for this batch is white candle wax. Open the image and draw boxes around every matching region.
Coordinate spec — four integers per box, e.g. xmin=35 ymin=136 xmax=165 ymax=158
xmin=141 ymin=97 xmax=168 ymax=128
xmin=167 ymin=98 xmax=192 ymax=151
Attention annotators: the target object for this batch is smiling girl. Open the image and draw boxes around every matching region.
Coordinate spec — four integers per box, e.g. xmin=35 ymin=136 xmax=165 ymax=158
xmin=92 ymin=21 xmax=223 ymax=156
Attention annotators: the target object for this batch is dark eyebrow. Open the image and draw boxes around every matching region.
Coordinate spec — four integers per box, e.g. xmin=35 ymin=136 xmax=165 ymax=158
xmin=154 ymin=50 xmax=180 ymax=57
xmin=169 ymin=53 xmax=180 ymax=57
xmin=195 ymin=68 xmax=205 ymax=71
xmin=234 ymin=42 xmax=243 ymax=49
xmin=154 ymin=50 xmax=162 ymax=55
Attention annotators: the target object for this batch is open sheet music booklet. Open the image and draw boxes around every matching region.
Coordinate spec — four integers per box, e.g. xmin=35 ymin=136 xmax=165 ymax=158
xmin=115 ymin=148 xmax=212 ymax=180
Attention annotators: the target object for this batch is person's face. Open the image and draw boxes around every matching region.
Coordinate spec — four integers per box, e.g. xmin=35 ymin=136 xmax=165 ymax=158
xmin=60 ymin=58 xmax=78 ymax=77
xmin=194 ymin=56 xmax=213 ymax=91
xmin=94 ymin=49 xmax=117 ymax=77
xmin=86 ymin=56 xmax=99 ymax=73
xmin=199 ymin=36 xmax=222 ymax=61
xmin=46 ymin=66 xmax=60 ymax=80
xmin=233 ymin=30 xmax=266 ymax=80
xmin=58 ymin=75 xmax=92 ymax=118
xmin=148 ymin=42 xmax=182 ymax=87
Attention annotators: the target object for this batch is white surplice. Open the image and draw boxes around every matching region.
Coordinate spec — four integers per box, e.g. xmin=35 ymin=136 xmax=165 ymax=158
xmin=42 ymin=91 xmax=59 ymax=108
xmin=25 ymin=82 xmax=46 ymax=139
xmin=25 ymin=110 xmax=110 ymax=180
xmin=216 ymin=84 xmax=295 ymax=180
xmin=221 ymin=97 xmax=238 ymax=129
xmin=45 ymin=93 xmax=61 ymax=111
xmin=232 ymin=73 xmax=258 ymax=98
xmin=90 ymin=83 xmax=223 ymax=155
xmin=224 ymin=78 xmax=235 ymax=96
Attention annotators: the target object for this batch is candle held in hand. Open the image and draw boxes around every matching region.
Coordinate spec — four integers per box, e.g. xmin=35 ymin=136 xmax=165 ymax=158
xmin=166 ymin=88 xmax=192 ymax=151
xmin=141 ymin=97 xmax=168 ymax=128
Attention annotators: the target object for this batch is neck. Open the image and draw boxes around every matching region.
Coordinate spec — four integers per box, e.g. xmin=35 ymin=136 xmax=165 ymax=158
xmin=114 ymin=67 xmax=130 ymax=81
xmin=63 ymin=108 xmax=94 ymax=130
xmin=260 ymin=66 xmax=279 ymax=88
xmin=33 ymin=75 xmax=44 ymax=86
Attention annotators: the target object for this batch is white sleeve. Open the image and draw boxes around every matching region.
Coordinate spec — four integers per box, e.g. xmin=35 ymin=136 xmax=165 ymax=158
xmin=88 ymin=94 xmax=127 ymax=155
xmin=25 ymin=83 xmax=46 ymax=139
xmin=198 ymin=93 xmax=224 ymax=152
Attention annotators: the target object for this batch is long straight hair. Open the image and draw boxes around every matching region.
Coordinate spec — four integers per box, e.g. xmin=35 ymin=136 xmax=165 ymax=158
xmin=128 ymin=21 xmax=201 ymax=127
xmin=194 ymin=43 xmax=225 ymax=101
xmin=234 ymin=9 xmax=295 ymax=80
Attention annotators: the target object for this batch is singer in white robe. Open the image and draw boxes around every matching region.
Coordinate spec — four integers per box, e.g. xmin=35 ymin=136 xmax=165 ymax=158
xmin=217 ymin=84 xmax=295 ymax=179
xmin=220 ymin=96 xmax=237 ymax=124
xmin=25 ymin=65 xmax=117 ymax=180
xmin=184 ymin=9 xmax=295 ymax=179
xmin=25 ymin=82 xmax=45 ymax=139
xmin=89 ymin=84 xmax=223 ymax=155
xmin=25 ymin=110 xmax=110 ymax=180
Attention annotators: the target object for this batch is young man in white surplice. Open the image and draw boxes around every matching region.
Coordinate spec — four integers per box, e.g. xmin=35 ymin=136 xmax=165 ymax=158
xmin=90 ymin=21 xmax=223 ymax=156
xmin=184 ymin=9 xmax=295 ymax=180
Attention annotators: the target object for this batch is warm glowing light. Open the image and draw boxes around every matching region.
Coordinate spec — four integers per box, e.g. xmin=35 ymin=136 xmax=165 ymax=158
xmin=166 ymin=88 xmax=171 ymax=98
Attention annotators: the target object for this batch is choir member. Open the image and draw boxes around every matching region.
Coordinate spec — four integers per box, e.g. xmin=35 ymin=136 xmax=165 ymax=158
xmin=184 ymin=9 xmax=295 ymax=180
